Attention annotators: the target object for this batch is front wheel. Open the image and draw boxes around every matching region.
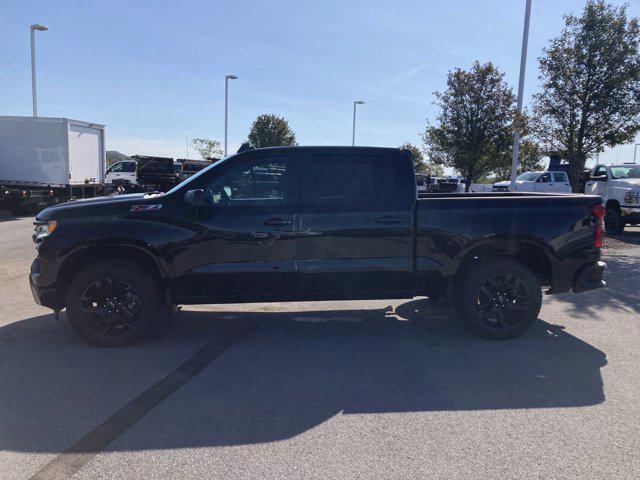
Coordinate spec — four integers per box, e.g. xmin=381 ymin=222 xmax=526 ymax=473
xmin=454 ymin=258 xmax=542 ymax=340
xmin=605 ymin=207 xmax=625 ymax=235
xmin=65 ymin=260 xmax=163 ymax=347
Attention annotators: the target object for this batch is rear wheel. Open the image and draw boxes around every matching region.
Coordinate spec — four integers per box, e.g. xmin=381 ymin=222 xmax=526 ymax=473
xmin=454 ymin=258 xmax=542 ymax=340
xmin=605 ymin=206 xmax=625 ymax=235
xmin=65 ymin=260 xmax=163 ymax=347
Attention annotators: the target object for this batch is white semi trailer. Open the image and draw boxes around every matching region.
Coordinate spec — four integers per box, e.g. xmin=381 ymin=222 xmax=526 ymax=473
xmin=0 ymin=116 xmax=105 ymax=214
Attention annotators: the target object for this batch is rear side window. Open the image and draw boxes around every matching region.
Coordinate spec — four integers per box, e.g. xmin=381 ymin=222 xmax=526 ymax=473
xmin=553 ymin=172 xmax=566 ymax=182
xmin=303 ymin=155 xmax=385 ymax=205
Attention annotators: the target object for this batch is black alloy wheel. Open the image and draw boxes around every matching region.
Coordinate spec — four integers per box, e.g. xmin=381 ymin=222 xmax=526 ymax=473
xmin=474 ymin=274 xmax=531 ymax=329
xmin=79 ymin=277 xmax=141 ymax=335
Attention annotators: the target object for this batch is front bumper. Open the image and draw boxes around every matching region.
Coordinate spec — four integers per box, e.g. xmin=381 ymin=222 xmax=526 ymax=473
xmin=621 ymin=206 xmax=640 ymax=223
xmin=573 ymin=261 xmax=607 ymax=293
xmin=29 ymin=258 xmax=63 ymax=310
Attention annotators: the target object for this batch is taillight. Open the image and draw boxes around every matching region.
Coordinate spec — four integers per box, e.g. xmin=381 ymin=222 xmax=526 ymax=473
xmin=591 ymin=205 xmax=605 ymax=248
xmin=21 ymin=190 xmax=28 ymax=198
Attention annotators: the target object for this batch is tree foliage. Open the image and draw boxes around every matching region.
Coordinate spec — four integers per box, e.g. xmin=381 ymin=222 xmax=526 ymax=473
xmin=422 ymin=61 xmax=517 ymax=191
xmin=533 ymin=0 xmax=640 ymax=191
xmin=190 ymin=138 xmax=223 ymax=160
xmin=248 ymin=114 xmax=297 ymax=148
xmin=399 ymin=142 xmax=444 ymax=176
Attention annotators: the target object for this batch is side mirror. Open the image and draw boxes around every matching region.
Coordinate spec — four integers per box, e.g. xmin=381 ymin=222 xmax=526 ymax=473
xmin=591 ymin=175 xmax=607 ymax=182
xmin=185 ymin=189 xmax=205 ymax=206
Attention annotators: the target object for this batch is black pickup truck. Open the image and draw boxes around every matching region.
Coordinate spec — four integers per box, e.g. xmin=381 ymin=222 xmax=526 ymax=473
xmin=29 ymin=146 xmax=606 ymax=346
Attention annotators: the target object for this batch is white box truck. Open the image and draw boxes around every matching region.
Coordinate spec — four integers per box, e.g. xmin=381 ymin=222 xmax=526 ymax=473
xmin=0 ymin=116 xmax=105 ymax=214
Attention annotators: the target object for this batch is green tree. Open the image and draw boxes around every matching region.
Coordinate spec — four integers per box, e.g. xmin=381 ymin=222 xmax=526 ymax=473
xmin=399 ymin=142 xmax=444 ymax=176
xmin=190 ymin=138 xmax=223 ymax=160
xmin=247 ymin=114 xmax=297 ymax=148
xmin=422 ymin=61 xmax=516 ymax=191
xmin=533 ymin=0 xmax=640 ymax=192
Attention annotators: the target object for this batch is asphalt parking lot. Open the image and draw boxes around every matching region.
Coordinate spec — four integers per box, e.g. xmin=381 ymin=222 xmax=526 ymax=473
xmin=1 ymin=211 xmax=639 ymax=479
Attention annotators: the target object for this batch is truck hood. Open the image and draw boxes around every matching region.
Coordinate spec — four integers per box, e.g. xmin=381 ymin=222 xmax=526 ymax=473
xmin=493 ymin=181 xmax=510 ymax=187
xmin=36 ymin=193 xmax=164 ymax=221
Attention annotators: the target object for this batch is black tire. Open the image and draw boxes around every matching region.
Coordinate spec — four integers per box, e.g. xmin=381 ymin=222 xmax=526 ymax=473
xmin=605 ymin=207 xmax=625 ymax=235
xmin=454 ymin=258 xmax=542 ymax=340
xmin=65 ymin=260 xmax=163 ymax=347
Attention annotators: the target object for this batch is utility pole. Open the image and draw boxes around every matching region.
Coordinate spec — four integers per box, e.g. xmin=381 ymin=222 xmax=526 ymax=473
xmin=509 ymin=0 xmax=532 ymax=190
xmin=30 ymin=23 xmax=49 ymax=117
xmin=224 ymin=74 xmax=238 ymax=157
xmin=352 ymin=100 xmax=364 ymax=146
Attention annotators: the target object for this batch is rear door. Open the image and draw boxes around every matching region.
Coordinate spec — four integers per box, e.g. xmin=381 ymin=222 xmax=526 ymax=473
xmin=297 ymin=150 xmax=415 ymax=296
xmin=67 ymin=123 xmax=103 ymax=183
xmin=552 ymin=172 xmax=571 ymax=192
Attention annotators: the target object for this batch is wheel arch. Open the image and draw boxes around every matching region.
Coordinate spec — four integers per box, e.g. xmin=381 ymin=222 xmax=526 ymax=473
xmin=452 ymin=236 xmax=554 ymax=292
xmin=57 ymin=243 xmax=170 ymax=305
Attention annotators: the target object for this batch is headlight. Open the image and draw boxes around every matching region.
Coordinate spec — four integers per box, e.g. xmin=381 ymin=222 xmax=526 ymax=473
xmin=624 ymin=191 xmax=640 ymax=204
xmin=33 ymin=220 xmax=58 ymax=241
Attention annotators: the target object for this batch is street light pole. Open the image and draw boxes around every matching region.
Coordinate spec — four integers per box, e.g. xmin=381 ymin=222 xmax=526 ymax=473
xmin=224 ymin=74 xmax=238 ymax=157
xmin=634 ymin=143 xmax=640 ymax=164
xmin=30 ymin=23 xmax=49 ymax=117
xmin=509 ymin=0 xmax=532 ymax=190
xmin=352 ymin=100 xmax=364 ymax=146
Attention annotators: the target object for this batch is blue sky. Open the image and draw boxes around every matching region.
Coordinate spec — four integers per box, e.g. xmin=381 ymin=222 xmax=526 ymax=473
xmin=2 ymin=0 xmax=639 ymax=166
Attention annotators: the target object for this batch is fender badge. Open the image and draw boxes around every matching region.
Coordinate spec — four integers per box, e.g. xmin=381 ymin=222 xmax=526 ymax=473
xmin=131 ymin=204 xmax=163 ymax=212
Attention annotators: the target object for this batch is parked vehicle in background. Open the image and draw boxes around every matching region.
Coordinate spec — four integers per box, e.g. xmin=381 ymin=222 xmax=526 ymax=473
xmin=585 ymin=163 xmax=640 ymax=234
xmin=132 ymin=155 xmax=180 ymax=192
xmin=30 ymin=146 xmax=605 ymax=347
xmin=176 ymin=158 xmax=216 ymax=182
xmin=105 ymin=160 xmax=137 ymax=186
xmin=492 ymin=171 xmax=571 ymax=193
xmin=0 ymin=116 xmax=105 ymax=215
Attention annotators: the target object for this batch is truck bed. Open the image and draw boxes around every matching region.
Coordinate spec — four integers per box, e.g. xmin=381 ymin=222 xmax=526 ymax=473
xmin=414 ymin=192 xmax=603 ymax=294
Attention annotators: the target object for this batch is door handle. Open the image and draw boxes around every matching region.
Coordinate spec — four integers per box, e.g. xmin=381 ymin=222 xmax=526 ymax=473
xmin=264 ymin=218 xmax=293 ymax=226
xmin=374 ymin=215 xmax=403 ymax=224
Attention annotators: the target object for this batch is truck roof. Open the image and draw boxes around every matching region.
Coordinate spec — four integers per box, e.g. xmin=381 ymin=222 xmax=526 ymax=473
xmin=238 ymin=145 xmax=404 ymax=153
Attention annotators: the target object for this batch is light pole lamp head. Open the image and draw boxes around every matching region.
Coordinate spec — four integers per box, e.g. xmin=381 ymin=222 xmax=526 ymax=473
xmin=355 ymin=100 xmax=365 ymax=105
xmin=226 ymin=74 xmax=238 ymax=80
xmin=31 ymin=24 xmax=49 ymax=31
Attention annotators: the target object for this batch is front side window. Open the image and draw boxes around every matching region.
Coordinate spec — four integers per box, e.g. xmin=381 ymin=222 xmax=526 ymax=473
xmin=593 ymin=166 xmax=608 ymax=178
xmin=538 ymin=173 xmax=551 ymax=183
xmin=123 ymin=162 xmax=136 ymax=173
xmin=107 ymin=162 xmax=124 ymax=173
xmin=203 ymin=156 xmax=294 ymax=206
xmin=304 ymin=155 xmax=385 ymax=205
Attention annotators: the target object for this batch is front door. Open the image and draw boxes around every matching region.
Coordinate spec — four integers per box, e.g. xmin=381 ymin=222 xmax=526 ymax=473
xmin=169 ymin=153 xmax=300 ymax=301
xmin=585 ymin=165 xmax=608 ymax=197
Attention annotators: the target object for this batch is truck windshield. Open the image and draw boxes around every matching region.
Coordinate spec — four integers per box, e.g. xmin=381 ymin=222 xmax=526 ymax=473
xmin=610 ymin=165 xmax=640 ymax=179
xmin=165 ymin=156 xmax=231 ymax=195
xmin=516 ymin=172 xmax=540 ymax=181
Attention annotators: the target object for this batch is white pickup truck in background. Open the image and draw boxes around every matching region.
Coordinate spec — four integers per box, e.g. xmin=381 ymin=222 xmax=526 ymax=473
xmin=585 ymin=163 xmax=640 ymax=234
xmin=105 ymin=160 xmax=137 ymax=185
xmin=491 ymin=171 xmax=571 ymax=193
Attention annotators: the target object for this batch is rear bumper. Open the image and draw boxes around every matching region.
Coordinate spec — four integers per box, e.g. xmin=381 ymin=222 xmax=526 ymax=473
xmin=573 ymin=261 xmax=607 ymax=293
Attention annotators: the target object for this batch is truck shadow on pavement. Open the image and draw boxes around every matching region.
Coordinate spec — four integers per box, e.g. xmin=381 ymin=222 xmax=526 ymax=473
xmin=0 ymin=299 xmax=607 ymax=454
